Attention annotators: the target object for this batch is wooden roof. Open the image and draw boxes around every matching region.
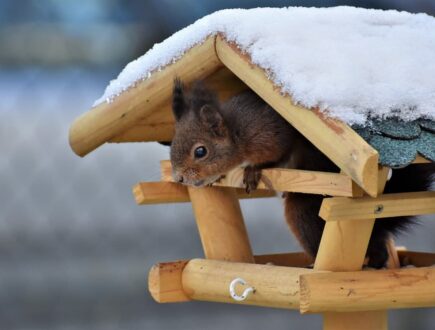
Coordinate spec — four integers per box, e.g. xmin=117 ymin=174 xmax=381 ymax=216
xmin=69 ymin=35 xmax=432 ymax=197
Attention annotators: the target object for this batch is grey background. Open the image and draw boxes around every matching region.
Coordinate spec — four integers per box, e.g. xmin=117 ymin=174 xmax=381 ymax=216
xmin=1 ymin=1 xmax=434 ymax=329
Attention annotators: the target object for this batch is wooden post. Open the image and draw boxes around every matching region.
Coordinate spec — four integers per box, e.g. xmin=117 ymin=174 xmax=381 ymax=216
xmin=188 ymin=186 xmax=254 ymax=263
xmin=314 ymin=168 xmax=389 ymax=330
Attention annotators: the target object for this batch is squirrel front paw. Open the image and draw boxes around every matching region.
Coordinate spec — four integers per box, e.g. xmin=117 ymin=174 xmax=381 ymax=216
xmin=243 ymin=166 xmax=262 ymax=193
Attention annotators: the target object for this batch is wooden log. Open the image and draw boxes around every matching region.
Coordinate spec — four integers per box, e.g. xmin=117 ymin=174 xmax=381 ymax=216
xmin=160 ymin=160 xmax=363 ymax=197
xmin=132 ymin=182 xmax=275 ymax=205
xmin=300 ymin=266 xmax=435 ymax=313
xmin=215 ymin=35 xmax=380 ymax=197
xmin=69 ymin=36 xmax=222 ymax=156
xmin=148 ymin=253 xmax=312 ymax=304
xmin=319 ymin=191 xmax=435 ymax=222
xmin=313 ymin=171 xmax=389 ymax=329
xmin=188 ymin=186 xmax=254 ymax=262
xmin=181 ymin=258 xmax=318 ymax=309
xmin=109 ymin=67 xmax=248 ymax=143
xmin=148 ymin=260 xmax=190 ymax=303
xmin=314 ymin=219 xmax=377 ymax=272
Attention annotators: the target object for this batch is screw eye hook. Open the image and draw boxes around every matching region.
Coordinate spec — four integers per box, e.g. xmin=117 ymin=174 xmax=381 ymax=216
xmin=229 ymin=277 xmax=255 ymax=301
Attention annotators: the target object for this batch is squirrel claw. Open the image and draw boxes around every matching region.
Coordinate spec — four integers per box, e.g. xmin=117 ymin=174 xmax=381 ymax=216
xmin=243 ymin=166 xmax=261 ymax=194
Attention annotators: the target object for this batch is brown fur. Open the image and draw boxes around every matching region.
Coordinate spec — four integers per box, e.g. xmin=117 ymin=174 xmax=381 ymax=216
xmin=170 ymin=79 xmax=434 ymax=268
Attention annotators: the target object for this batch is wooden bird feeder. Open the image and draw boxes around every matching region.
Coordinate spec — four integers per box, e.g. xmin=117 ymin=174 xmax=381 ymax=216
xmin=69 ymin=34 xmax=435 ymax=330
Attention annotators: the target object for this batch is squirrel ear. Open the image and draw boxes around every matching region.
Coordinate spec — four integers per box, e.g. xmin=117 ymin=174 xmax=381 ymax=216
xmin=172 ymin=78 xmax=187 ymax=121
xmin=199 ymin=105 xmax=227 ymax=137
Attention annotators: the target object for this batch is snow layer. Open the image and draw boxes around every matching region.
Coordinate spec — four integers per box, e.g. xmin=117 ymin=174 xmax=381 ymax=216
xmin=94 ymin=7 xmax=435 ymax=125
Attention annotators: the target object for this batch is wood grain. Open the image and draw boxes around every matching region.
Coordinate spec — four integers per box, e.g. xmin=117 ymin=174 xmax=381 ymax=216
xmin=181 ymin=258 xmax=318 ymax=309
xmin=312 ymin=170 xmax=389 ymax=329
xmin=109 ymin=67 xmax=248 ymax=143
xmin=69 ymin=37 xmax=221 ymax=156
xmin=300 ymin=267 xmax=435 ymax=313
xmin=160 ymin=160 xmax=363 ymax=197
xmin=215 ymin=35 xmax=380 ymax=197
xmin=319 ymin=191 xmax=435 ymax=222
xmin=188 ymin=186 xmax=254 ymax=262
xmin=148 ymin=260 xmax=190 ymax=303
xmin=132 ymin=182 xmax=275 ymax=205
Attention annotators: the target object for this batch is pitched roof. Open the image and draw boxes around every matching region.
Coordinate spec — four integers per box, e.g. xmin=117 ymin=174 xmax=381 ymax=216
xmin=94 ymin=7 xmax=435 ymax=126
xmin=69 ymin=7 xmax=435 ymax=197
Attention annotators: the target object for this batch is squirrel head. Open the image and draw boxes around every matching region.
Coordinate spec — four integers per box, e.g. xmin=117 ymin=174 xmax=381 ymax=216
xmin=169 ymin=79 xmax=243 ymax=187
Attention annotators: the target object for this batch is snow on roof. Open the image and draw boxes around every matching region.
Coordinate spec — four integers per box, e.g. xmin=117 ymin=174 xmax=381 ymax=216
xmin=94 ymin=6 xmax=435 ymax=125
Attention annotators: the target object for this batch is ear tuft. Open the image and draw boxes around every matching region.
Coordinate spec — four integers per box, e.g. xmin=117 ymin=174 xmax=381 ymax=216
xmin=172 ymin=78 xmax=186 ymax=121
xmin=199 ymin=105 xmax=227 ymax=137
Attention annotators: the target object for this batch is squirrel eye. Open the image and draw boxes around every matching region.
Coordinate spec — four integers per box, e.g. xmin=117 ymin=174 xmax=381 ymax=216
xmin=194 ymin=146 xmax=207 ymax=159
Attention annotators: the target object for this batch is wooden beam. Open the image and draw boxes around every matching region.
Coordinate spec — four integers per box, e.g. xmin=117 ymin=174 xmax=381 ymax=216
xmin=133 ymin=182 xmax=189 ymax=205
xmin=215 ymin=35 xmax=380 ymax=197
xmin=181 ymin=259 xmax=318 ymax=309
xmin=319 ymin=191 xmax=435 ymax=222
xmin=109 ymin=67 xmax=248 ymax=143
xmin=132 ymin=182 xmax=275 ymax=205
xmin=398 ymin=250 xmax=435 ymax=267
xmin=148 ymin=253 xmax=312 ymax=304
xmin=160 ymin=160 xmax=363 ymax=197
xmin=300 ymin=266 xmax=435 ymax=313
xmin=148 ymin=260 xmax=190 ymax=303
xmin=254 ymin=252 xmax=313 ymax=268
xmin=110 ymin=107 xmax=175 ymax=143
xmin=313 ymin=171 xmax=389 ymax=329
xmin=188 ymin=186 xmax=254 ymax=262
xmin=69 ymin=36 xmax=222 ymax=156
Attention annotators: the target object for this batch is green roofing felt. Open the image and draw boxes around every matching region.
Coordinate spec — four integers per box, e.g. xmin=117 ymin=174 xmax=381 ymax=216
xmin=352 ymin=118 xmax=435 ymax=168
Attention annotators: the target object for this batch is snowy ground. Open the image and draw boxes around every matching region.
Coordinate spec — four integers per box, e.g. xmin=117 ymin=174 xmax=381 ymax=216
xmin=0 ymin=68 xmax=434 ymax=330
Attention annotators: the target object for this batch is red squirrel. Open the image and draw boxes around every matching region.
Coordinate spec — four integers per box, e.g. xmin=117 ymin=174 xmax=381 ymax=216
xmin=169 ymin=79 xmax=434 ymax=268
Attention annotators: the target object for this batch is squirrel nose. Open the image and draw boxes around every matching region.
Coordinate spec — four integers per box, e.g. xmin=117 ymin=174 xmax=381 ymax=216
xmin=177 ymin=175 xmax=184 ymax=183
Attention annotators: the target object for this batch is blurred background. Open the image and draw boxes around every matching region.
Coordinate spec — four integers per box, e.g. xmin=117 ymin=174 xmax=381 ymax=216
xmin=1 ymin=1 xmax=434 ymax=329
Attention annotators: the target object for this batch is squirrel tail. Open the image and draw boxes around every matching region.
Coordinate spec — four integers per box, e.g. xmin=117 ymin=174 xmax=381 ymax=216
xmin=284 ymin=163 xmax=435 ymax=268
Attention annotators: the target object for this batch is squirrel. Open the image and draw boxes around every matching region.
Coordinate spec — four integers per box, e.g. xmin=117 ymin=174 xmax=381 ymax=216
xmin=169 ymin=79 xmax=435 ymax=268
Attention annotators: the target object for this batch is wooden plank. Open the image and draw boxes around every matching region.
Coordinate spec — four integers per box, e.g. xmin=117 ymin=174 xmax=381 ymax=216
xmin=215 ymin=35 xmax=380 ymax=197
xmin=413 ymin=155 xmax=431 ymax=164
xmin=300 ymin=266 xmax=435 ymax=313
xmin=314 ymin=219 xmax=377 ymax=272
xmin=132 ymin=182 xmax=275 ymax=205
xmin=148 ymin=260 xmax=190 ymax=303
xmin=69 ymin=37 xmax=222 ymax=157
xmin=110 ymin=108 xmax=175 ymax=143
xmin=160 ymin=160 xmax=363 ymax=197
xmin=110 ymin=67 xmax=248 ymax=143
xmin=313 ymin=171 xmax=389 ymax=329
xmin=254 ymin=252 xmax=313 ymax=268
xmin=188 ymin=186 xmax=254 ymax=262
xmin=181 ymin=258 xmax=319 ymax=309
xmin=398 ymin=250 xmax=435 ymax=267
xmin=133 ymin=182 xmax=189 ymax=205
xmin=319 ymin=191 xmax=435 ymax=222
